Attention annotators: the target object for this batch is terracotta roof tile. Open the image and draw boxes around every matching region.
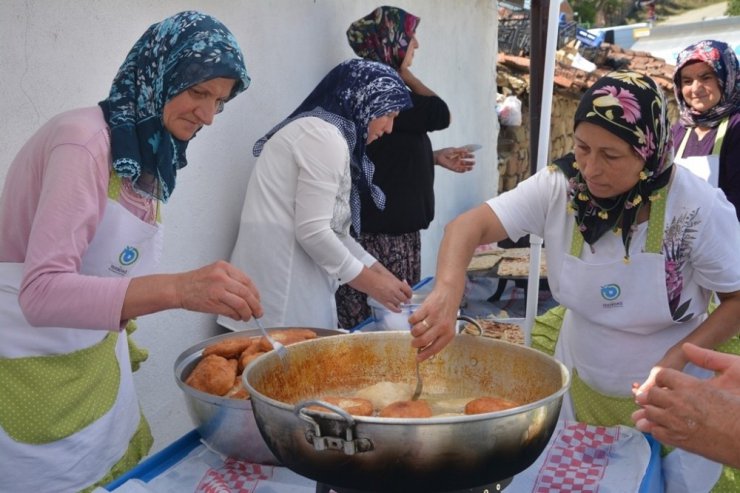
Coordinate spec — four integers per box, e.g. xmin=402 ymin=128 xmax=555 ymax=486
xmin=497 ymin=41 xmax=677 ymax=94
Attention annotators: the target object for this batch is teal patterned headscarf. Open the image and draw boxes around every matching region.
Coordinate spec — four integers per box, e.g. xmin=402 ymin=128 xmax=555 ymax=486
xmin=99 ymin=11 xmax=250 ymax=202
xmin=346 ymin=6 xmax=420 ymax=70
xmin=554 ymin=70 xmax=673 ymax=261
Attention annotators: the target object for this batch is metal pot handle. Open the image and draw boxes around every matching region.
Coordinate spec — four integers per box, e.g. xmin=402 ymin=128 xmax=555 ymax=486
xmin=457 ymin=315 xmax=483 ymax=335
xmin=296 ymin=399 xmax=356 ymax=424
xmin=295 ymin=400 xmax=373 ymax=455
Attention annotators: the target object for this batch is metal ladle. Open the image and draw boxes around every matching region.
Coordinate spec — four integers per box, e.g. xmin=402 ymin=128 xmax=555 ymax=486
xmin=410 ymin=316 xmax=484 ymax=401
xmin=411 ymin=349 xmax=423 ymax=401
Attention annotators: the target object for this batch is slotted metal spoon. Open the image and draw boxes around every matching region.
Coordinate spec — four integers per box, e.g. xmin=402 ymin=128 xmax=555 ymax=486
xmin=254 ymin=317 xmax=288 ymax=364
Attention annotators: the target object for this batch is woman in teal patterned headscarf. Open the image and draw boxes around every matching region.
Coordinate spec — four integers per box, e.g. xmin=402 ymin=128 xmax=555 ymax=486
xmin=100 ymin=10 xmax=251 ymax=201
xmin=0 ymin=11 xmax=260 ymax=493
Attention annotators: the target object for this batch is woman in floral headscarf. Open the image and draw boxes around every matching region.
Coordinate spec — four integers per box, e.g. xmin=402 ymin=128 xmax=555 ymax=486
xmin=334 ymin=6 xmax=475 ymax=329
xmin=406 ymin=70 xmax=740 ymax=492
xmin=219 ymin=58 xmax=413 ymax=332
xmin=0 ymin=11 xmax=259 ymax=492
xmin=672 ymin=39 xmax=740 ymax=220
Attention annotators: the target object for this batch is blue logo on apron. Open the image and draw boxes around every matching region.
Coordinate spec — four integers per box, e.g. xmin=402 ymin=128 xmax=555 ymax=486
xmin=119 ymin=246 xmax=140 ymax=266
xmin=601 ymin=284 xmax=621 ymax=301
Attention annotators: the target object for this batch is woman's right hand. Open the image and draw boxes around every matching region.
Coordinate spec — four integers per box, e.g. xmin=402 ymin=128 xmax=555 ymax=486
xmin=122 ymin=260 xmax=263 ymax=323
xmin=407 ymin=285 xmax=460 ymax=361
xmin=176 ymin=260 xmax=263 ymax=321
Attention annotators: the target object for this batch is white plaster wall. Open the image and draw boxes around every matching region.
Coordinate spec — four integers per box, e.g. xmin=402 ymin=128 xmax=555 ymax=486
xmin=0 ymin=0 xmax=498 ymax=453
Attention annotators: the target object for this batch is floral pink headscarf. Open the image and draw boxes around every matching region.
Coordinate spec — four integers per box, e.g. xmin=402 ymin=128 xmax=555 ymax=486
xmin=346 ymin=6 xmax=420 ymax=70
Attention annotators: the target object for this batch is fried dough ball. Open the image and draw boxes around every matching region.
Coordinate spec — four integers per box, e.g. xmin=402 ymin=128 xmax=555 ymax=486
xmin=225 ymin=376 xmax=250 ymax=400
xmin=354 ymin=381 xmax=413 ymax=410
xmin=239 ymin=350 xmax=266 ymax=372
xmin=257 ymin=328 xmax=317 ymax=351
xmin=202 ymin=337 xmax=255 ymax=359
xmin=308 ymin=396 xmax=374 ymax=416
xmin=379 ymin=400 xmax=433 ymax=418
xmin=237 ymin=343 xmax=264 ymax=372
xmin=185 ymin=355 xmax=238 ymax=396
xmin=464 ymin=396 xmax=519 ymax=415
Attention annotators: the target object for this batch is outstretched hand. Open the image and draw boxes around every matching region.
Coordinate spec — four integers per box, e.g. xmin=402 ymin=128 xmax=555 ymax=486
xmin=631 ymin=343 xmax=740 ymax=468
xmin=435 ymin=147 xmax=475 ymax=173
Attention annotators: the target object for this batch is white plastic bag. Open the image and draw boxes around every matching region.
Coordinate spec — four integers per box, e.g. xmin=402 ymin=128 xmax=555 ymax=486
xmin=496 ymin=95 xmax=522 ymax=126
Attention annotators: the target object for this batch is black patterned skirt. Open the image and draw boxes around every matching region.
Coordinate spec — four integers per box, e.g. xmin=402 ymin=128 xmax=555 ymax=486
xmin=335 ymin=231 xmax=421 ymax=329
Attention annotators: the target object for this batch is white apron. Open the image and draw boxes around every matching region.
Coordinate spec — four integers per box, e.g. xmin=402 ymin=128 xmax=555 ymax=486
xmin=553 ymin=193 xmax=722 ymax=492
xmin=674 ymin=117 xmax=729 ymax=187
xmin=0 ymin=177 xmax=162 ymax=493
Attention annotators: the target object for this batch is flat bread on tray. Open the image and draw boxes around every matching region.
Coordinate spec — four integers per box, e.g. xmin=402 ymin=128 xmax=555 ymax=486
xmin=462 ymin=319 xmax=525 ymax=345
xmin=467 ymin=252 xmax=503 ymax=272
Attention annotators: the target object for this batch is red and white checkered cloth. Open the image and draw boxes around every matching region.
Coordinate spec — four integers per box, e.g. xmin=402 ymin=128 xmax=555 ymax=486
xmin=196 ymin=459 xmax=273 ymax=493
xmin=508 ymin=421 xmax=652 ymax=493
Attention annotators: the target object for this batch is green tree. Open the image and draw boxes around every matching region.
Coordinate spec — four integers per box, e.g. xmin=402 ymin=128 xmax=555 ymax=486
xmin=729 ymin=0 xmax=740 ymax=16
xmin=571 ymin=0 xmax=630 ymax=27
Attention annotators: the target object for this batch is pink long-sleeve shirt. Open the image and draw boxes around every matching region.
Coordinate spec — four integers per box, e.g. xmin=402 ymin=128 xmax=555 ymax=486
xmin=0 ymin=107 xmax=156 ymax=330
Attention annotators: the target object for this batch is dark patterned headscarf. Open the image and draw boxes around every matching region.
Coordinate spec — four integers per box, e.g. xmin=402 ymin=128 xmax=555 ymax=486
xmin=554 ymin=70 xmax=673 ymax=261
xmin=674 ymin=39 xmax=740 ymax=128
xmin=99 ymin=11 xmax=250 ymax=202
xmin=253 ymin=58 xmax=412 ymax=234
xmin=346 ymin=6 xmax=420 ymax=70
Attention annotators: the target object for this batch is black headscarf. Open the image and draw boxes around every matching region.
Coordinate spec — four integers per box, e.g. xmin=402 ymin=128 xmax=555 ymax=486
xmin=555 ymin=70 xmax=674 ymax=260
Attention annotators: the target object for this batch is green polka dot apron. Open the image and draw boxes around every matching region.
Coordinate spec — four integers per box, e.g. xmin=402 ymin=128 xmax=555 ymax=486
xmin=674 ymin=116 xmax=729 ymax=187
xmin=0 ymin=173 xmax=160 ymax=492
xmin=533 ymin=184 xmax=733 ymax=492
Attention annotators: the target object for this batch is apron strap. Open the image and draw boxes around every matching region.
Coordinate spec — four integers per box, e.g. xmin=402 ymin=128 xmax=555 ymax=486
xmin=107 ymin=172 xmax=161 ymax=224
xmin=712 ymin=117 xmax=730 ymax=155
xmin=676 ymin=116 xmax=730 ymax=159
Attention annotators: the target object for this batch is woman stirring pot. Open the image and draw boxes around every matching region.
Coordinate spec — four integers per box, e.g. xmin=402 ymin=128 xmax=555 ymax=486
xmin=409 ymin=71 xmax=740 ymax=492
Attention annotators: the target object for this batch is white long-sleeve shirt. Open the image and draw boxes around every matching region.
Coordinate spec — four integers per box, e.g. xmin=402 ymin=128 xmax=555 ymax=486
xmin=219 ymin=117 xmax=376 ymax=330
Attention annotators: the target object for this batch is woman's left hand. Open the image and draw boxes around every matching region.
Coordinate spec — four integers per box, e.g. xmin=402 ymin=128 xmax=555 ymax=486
xmin=435 ymin=147 xmax=475 ymax=173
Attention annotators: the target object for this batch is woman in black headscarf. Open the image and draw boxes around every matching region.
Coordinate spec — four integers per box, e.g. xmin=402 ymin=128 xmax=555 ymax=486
xmin=334 ymin=6 xmax=475 ymax=329
xmin=408 ymin=70 xmax=740 ymax=492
